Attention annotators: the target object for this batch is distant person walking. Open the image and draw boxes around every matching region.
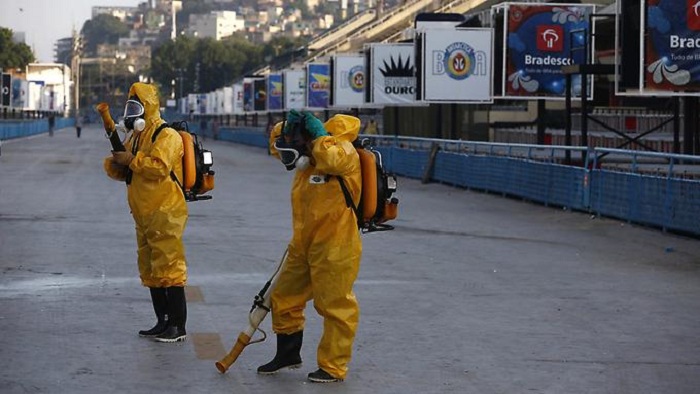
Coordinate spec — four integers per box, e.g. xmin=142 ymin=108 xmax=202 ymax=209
xmin=75 ymin=116 xmax=83 ymax=138
xmin=48 ymin=114 xmax=56 ymax=137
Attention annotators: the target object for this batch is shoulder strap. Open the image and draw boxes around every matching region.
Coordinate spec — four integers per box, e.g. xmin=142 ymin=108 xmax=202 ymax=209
xmin=152 ymin=122 xmax=169 ymax=143
xmin=336 ymin=176 xmax=360 ymax=227
xmin=150 ymin=122 xmax=186 ymax=197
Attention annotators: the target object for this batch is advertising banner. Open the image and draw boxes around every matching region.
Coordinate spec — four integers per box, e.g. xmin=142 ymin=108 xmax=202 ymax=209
xmin=243 ymin=79 xmax=253 ymax=112
xmin=332 ymin=54 xmax=365 ymax=107
xmin=232 ymin=84 xmax=244 ymax=115
xmin=267 ymin=74 xmax=283 ymax=111
xmin=306 ymin=63 xmax=330 ymax=109
xmin=205 ymin=92 xmax=215 ymax=115
xmin=418 ymin=28 xmax=493 ymax=103
xmin=187 ymin=93 xmax=198 ymax=114
xmin=221 ymin=86 xmax=233 ymax=114
xmin=284 ymin=70 xmax=306 ymax=110
xmin=198 ymin=94 xmax=207 ymax=115
xmin=253 ymin=78 xmax=267 ymax=112
xmin=1 ymin=74 xmax=10 ymax=107
xmin=503 ymin=3 xmax=595 ymax=99
xmin=642 ymin=0 xmax=700 ymax=95
xmin=368 ymin=43 xmax=416 ymax=105
xmin=13 ymin=79 xmax=28 ymax=110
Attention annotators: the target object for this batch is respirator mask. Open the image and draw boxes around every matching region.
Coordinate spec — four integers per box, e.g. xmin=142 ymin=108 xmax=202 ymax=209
xmin=123 ymin=99 xmax=146 ymax=132
xmin=274 ymin=117 xmax=310 ymax=171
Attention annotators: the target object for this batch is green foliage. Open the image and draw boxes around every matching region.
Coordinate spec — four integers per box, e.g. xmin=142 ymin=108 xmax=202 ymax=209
xmin=262 ymin=36 xmax=306 ymax=59
xmin=81 ymin=14 xmax=130 ymax=56
xmin=151 ymin=34 xmax=264 ymax=98
xmin=0 ymin=27 xmax=35 ymax=70
xmin=289 ymin=0 xmax=312 ymax=19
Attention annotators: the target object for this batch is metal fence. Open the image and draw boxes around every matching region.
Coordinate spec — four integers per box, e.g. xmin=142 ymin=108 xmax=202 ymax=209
xmin=212 ymin=127 xmax=699 ymax=236
xmin=4 ymin=121 xmax=697 ymax=236
xmin=0 ymin=118 xmax=74 ymax=140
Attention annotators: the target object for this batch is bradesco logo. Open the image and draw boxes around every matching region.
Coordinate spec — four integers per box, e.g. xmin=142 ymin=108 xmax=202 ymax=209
xmin=689 ymin=0 xmax=700 ymax=31
xmin=536 ymin=25 xmax=564 ymax=52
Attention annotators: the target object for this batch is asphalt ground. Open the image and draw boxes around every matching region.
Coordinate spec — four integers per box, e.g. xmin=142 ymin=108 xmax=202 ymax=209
xmin=1 ymin=125 xmax=699 ymax=394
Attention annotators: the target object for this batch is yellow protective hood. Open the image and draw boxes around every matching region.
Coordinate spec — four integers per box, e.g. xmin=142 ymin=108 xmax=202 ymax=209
xmin=268 ymin=114 xmax=361 ymax=159
xmin=128 ymin=82 xmax=162 ymax=129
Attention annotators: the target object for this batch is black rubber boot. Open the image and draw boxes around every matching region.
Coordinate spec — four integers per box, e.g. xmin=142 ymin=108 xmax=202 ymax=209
xmin=154 ymin=286 xmax=187 ymax=343
xmin=308 ymin=368 xmax=343 ymax=383
xmin=257 ymin=331 xmax=304 ymax=374
xmin=138 ymin=287 xmax=168 ymax=337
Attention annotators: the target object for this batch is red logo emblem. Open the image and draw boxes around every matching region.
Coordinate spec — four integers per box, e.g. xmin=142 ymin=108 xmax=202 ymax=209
xmin=689 ymin=0 xmax=700 ymax=31
xmin=536 ymin=25 xmax=564 ymax=52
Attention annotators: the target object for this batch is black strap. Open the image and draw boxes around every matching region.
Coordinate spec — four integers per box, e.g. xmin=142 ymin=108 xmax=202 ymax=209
xmin=125 ymin=133 xmax=140 ymax=185
xmin=151 ymin=122 xmax=186 ymax=197
xmin=336 ymin=176 xmax=361 ymax=228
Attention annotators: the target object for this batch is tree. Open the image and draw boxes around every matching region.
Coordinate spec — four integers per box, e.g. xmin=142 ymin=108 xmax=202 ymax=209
xmin=81 ymin=14 xmax=130 ymax=56
xmin=151 ymin=34 xmax=263 ymax=98
xmin=0 ymin=27 xmax=35 ymax=70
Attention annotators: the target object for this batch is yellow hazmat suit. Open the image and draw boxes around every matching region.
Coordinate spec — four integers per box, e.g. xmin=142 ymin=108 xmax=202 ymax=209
xmin=268 ymin=114 xmax=363 ymax=380
xmin=103 ymin=83 xmax=188 ymax=288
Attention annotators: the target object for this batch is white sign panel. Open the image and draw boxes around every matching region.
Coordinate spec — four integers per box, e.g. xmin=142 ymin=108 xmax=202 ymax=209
xmin=221 ymin=86 xmax=233 ymax=114
xmin=368 ymin=43 xmax=416 ymax=105
xmin=283 ymin=69 xmax=306 ymax=110
xmin=232 ymin=84 xmax=244 ymax=115
xmin=187 ymin=93 xmax=198 ymax=114
xmin=332 ymin=54 xmax=365 ymax=107
xmin=419 ymin=28 xmax=493 ymax=103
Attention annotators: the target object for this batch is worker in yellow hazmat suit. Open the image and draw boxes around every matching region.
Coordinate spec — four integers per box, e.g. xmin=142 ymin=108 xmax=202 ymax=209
xmin=103 ymin=82 xmax=189 ymax=343
xmin=258 ymin=110 xmax=362 ymax=383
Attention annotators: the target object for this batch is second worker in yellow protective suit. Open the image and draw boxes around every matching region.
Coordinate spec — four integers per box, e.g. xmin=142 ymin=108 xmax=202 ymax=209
xmin=258 ymin=110 xmax=362 ymax=383
xmin=103 ymin=82 xmax=189 ymax=343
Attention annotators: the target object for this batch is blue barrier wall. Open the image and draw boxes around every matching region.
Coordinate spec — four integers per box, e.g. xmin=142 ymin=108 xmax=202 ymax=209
xmin=0 ymin=118 xmax=75 ymax=140
xmin=4 ymin=121 xmax=698 ymax=236
xmin=218 ymin=129 xmax=699 ymax=236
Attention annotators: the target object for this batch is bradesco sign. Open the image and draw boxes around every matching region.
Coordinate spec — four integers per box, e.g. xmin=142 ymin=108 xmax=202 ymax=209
xmin=503 ymin=3 xmax=595 ymax=99
xmin=642 ymin=0 xmax=700 ymax=95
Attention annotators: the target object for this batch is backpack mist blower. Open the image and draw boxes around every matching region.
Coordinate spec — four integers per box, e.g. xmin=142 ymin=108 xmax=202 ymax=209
xmin=95 ymin=102 xmax=125 ymax=151
xmin=215 ymin=248 xmax=289 ymax=373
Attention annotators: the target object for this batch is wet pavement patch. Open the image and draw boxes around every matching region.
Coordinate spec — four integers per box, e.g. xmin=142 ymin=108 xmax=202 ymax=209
xmin=191 ymin=332 xmax=225 ymax=360
xmin=185 ymin=285 xmax=204 ymax=302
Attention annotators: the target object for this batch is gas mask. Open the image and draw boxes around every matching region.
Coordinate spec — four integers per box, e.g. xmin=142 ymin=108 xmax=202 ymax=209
xmin=123 ymin=99 xmax=146 ymax=132
xmin=274 ymin=118 xmax=311 ymax=171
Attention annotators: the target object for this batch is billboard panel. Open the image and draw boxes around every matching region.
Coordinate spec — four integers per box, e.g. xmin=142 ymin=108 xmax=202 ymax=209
xmin=332 ymin=54 xmax=365 ymax=107
xmin=418 ymin=28 xmax=493 ymax=103
xmin=502 ymin=3 xmax=596 ymax=99
xmin=232 ymin=84 xmax=244 ymax=115
xmin=642 ymin=0 xmax=700 ymax=95
xmin=253 ymin=78 xmax=267 ymax=112
xmin=243 ymin=79 xmax=253 ymax=112
xmin=306 ymin=63 xmax=330 ymax=109
xmin=267 ymin=74 xmax=283 ymax=111
xmin=1 ymin=74 xmax=10 ymax=107
xmin=222 ymin=86 xmax=233 ymax=114
xmin=284 ymin=70 xmax=306 ymax=110
xmin=368 ymin=43 xmax=416 ymax=105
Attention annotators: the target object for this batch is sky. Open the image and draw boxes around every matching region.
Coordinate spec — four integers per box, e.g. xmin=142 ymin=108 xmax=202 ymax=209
xmin=0 ymin=0 xmax=143 ymax=63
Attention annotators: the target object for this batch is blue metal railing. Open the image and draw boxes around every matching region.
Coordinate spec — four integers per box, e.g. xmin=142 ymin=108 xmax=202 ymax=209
xmin=211 ymin=129 xmax=698 ymax=236
xmin=4 ymin=121 xmax=698 ymax=236
xmin=590 ymin=149 xmax=700 ymax=235
xmin=0 ymin=118 xmax=75 ymax=140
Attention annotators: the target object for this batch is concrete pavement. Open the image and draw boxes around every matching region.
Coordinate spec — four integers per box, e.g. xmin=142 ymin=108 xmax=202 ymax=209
xmin=1 ymin=125 xmax=699 ymax=394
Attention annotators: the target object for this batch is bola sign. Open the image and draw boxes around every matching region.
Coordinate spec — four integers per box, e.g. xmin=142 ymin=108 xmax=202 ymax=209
xmin=420 ymin=28 xmax=492 ymax=102
xmin=333 ymin=54 xmax=365 ymax=107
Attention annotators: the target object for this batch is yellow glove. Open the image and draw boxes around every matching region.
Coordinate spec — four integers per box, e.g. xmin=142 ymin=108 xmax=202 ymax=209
xmin=112 ymin=151 xmax=134 ymax=166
